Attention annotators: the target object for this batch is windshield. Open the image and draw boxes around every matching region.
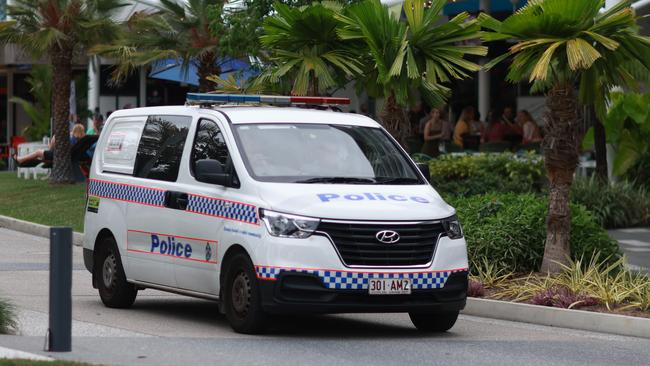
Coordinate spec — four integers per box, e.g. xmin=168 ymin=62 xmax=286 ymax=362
xmin=233 ymin=123 xmax=423 ymax=184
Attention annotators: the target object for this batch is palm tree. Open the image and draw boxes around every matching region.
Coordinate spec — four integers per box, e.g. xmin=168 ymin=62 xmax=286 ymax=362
xmin=480 ymin=0 xmax=650 ymax=272
xmin=257 ymin=1 xmax=363 ymax=96
xmin=94 ymin=0 xmax=229 ymax=92
xmin=0 ymin=0 xmax=127 ymax=183
xmin=337 ymin=0 xmax=486 ymax=143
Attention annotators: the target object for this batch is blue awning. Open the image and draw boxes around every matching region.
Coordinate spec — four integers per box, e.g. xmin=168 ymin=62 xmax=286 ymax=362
xmin=149 ymin=58 xmax=256 ymax=86
xmin=443 ymin=0 xmax=528 ymax=15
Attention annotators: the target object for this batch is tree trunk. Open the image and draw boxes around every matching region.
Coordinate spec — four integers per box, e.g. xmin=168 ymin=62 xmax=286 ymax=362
xmin=380 ymin=92 xmax=410 ymax=147
xmin=540 ymin=83 xmax=584 ymax=273
xmin=49 ymin=45 xmax=75 ymax=184
xmin=197 ymin=52 xmax=219 ymax=93
xmin=593 ymin=108 xmax=608 ymax=183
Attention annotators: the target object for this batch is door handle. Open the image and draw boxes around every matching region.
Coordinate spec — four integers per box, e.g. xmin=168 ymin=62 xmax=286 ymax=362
xmin=165 ymin=191 xmax=189 ymax=210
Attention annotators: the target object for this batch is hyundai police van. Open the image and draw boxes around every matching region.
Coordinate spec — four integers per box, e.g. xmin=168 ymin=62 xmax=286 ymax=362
xmin=83 ymin=93 xmax=468 ymax=334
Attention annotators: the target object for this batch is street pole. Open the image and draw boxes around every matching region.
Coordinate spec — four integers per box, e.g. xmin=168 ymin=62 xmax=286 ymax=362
xmin=48 ymin=227 xmax=72 ymax=352
xmin=478 ymin=0 xmax=491 ymax=122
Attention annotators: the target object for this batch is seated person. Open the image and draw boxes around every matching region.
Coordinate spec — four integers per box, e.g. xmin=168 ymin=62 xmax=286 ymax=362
xmin=483 ymin=114 xmax=508 ymax=143
xmin=518 ymin=110 xmax=543 ymax=144
xmin=13 ymin=124 xmax=85 ymax=167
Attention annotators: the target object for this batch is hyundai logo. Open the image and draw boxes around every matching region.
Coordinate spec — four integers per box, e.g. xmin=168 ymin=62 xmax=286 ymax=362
xmin=375 ymin=230 xmax=400 ymax=244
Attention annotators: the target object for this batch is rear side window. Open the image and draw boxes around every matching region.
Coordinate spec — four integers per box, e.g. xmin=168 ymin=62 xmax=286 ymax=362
xmin=133 ymin=115 xmax=191 ymax=182
xmin=191 ymin=119 xmax=229 ymax=174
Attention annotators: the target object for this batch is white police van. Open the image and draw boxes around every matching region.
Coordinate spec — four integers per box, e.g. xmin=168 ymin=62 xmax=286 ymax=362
xmin=83 ymin=93 xmax=468 ymax=334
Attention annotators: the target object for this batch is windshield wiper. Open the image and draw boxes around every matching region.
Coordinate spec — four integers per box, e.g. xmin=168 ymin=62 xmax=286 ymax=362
xmin=374 ymin=177 xmax=421 ymax=185
xmin=295 ymin=177 xmax=376 ymax=184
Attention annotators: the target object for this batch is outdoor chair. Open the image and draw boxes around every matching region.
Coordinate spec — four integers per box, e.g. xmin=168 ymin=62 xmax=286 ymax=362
xmin=14 ymin=135 xmax=99 ymax=181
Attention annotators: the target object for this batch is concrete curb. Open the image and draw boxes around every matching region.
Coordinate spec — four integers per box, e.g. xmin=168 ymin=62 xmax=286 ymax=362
xmin=0 ymin=215 xmax=83 ymax=246
xmin=0 ymin=345 xmax=53 ymax=361
xmin=462 ymin=297 xmax=650 ymax=339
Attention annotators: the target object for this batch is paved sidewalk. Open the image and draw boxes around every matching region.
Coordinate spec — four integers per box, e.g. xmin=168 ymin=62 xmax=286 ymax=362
xmin=608 ymin=227 xmax=650 ymax=272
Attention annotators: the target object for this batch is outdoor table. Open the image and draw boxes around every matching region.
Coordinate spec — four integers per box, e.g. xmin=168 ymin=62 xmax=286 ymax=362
xmin=17 ymin=142 xmax=50 ymax=179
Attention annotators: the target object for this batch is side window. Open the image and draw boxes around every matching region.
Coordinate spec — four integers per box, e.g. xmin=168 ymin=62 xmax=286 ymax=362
xmin=191 ymin=119 xmax=230 ymax=174
xmin=133 ymin=115 xmax=191 ymax=182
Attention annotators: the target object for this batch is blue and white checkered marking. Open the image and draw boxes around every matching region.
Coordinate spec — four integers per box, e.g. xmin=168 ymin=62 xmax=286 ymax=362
xmin=187 ymin=195 xmax=259 ymax=225
xmin=88 ymin=179 xmax=258 ymax=225
xmin=88 ymin=179 xmax=165 ymax=207
xmin=255 ymin=266 xmax=462 ymax=290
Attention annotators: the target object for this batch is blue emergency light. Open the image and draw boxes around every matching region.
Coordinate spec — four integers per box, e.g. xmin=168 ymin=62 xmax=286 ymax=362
xmin=186 ymin=93 xmax=350 ymax=106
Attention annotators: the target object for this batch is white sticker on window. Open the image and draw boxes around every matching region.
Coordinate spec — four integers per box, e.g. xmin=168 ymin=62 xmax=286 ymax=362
xmin=101 ymin=117 xmax=146 ymax=174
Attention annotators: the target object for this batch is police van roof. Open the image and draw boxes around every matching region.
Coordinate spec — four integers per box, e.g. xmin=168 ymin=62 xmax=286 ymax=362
xmin=108 ymin=105 xmax=380 ymax=128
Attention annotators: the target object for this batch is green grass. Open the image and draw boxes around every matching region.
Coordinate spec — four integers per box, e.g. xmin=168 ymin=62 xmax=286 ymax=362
xmin=0 ymin=172 xmax=85 ymax=232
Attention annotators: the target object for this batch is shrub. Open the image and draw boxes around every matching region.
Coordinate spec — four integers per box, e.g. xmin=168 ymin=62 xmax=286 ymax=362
xmin=428 ymin=153 xmax=545 ymax=197
xmin=0 ymin=298 xmax=16 ymax=334
xmin=571 ymin=178 xmax=650 ymax=229
xmin=448 ymin=193 xmax=620 ymax=272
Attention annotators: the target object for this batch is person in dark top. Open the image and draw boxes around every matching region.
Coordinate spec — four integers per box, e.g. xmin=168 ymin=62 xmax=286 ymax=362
xmin=14 ymin=124 xmax=85 ymax=166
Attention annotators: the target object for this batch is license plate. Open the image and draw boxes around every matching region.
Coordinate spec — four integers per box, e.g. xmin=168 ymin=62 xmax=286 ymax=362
xmin=368 ymin=278 xmax=411 ymax=295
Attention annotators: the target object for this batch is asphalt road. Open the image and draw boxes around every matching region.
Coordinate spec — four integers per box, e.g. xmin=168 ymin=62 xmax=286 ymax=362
xmin=0 ymin=228 xmax=649 ymax=366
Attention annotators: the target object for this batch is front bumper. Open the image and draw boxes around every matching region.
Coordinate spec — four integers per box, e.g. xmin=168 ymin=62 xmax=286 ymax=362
xmin=258 ymin=269 xmax=468 ymax=314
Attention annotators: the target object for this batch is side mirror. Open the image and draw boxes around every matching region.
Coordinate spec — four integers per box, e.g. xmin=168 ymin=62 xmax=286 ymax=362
xmin=195 ymin=159 xmax=232 ymax=186
xmin=416 ymin=163 xmax=430 ymax=183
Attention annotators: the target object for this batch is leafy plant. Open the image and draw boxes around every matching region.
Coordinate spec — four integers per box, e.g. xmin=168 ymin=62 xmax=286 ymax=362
xmin=470 ymin=257 xmax=514 ymax=289
xmin=584 ymin=91 xmax=650 ymax=177
xmin=571 ymin=177 xmax=650 ymax=229
xmin=338 ymin=0 xmax=485 ymax=142
xmin=530 ymin=285 xmax=600 ymax=309
xmin=10 ymin=65 xmax=52 ymax=141
xmin=0 ymin=0 xmax=126 ymax=182
xmin=0 ymin=298 xmax=16 ymax=334
xmin=625 ymin=152 xmax=650 ymax=190
xmin=449 ymin=193 xmax=620 ymax=272
xmin=468 ymin=280 xmax=485 ymax=298
xmin=480 ymin=0 xmax=650 ymax=272
xmin=429 ymin=153 xmax=545 ymax=197
xmin=257 ymin=1 xmax=362 ymax=96
xmin=94 ymin=0 xmax=225 ymax=92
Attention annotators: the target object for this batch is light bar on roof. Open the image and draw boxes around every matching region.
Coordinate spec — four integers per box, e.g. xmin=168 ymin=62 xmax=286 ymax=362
xmin=186 ymin=93 xmax=350 ymax=106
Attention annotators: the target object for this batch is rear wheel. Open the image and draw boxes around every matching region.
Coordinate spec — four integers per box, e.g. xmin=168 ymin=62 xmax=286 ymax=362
xmin=96 ymin=237 xmax=137 ymax=308
xmin=409 ymin=311 xmax=459 ymax=332
xmin=222 ymin=253 xmax=267 ymax=334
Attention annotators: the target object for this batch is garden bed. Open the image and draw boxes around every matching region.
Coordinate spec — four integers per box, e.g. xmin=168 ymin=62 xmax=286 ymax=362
xmin=468 ymin=256 xmax=650 ymax=319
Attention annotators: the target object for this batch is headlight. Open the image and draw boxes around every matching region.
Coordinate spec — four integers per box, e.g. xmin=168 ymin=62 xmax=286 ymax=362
xmin=442 ymin=215 xmax=463 ymax=239
xmin=260 ymin=209 xmax=320 ymax=238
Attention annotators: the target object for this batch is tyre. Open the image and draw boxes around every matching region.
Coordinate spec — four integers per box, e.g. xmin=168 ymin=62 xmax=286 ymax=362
xmin=222 ymin=253 xmax=267 ymax=334
xmin=96 ymin=236 xmax=137 ymax=308
xmin=409 ymin=311 xmax=459 ymax=332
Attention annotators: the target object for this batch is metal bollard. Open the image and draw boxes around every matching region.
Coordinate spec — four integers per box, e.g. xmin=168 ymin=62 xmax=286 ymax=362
xmin=48 ymin=227 xmax=72 ymax=352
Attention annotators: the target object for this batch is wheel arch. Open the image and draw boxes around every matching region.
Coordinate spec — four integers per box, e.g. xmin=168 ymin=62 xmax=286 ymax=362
xmin=92 ymin=228 xmax=118 ymax=289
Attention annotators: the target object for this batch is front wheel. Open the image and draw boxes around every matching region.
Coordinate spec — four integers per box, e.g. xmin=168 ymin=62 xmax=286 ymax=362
xmin=409 ymin=311 xmax=459 ymax=332
xmin=96 ymin=237 xmax=137 ymax=308
xmin=222 ymin=253 xmax=267 ymax=334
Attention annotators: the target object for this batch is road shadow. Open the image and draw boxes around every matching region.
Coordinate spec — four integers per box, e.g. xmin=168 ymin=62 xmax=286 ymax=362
xmin=122 ymin=296 xmax=461 ymax=339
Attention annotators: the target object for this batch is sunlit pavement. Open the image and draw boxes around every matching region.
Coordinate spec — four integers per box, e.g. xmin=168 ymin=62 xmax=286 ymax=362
xmin=0 ymin=228 xmax=648 ymax=366
xmin=609 ymin=227 xmax=650 ymax=273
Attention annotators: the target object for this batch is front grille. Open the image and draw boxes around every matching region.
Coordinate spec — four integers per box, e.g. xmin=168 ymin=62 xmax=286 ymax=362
xmin=316 ymin=221 xmax=445 ymax=267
